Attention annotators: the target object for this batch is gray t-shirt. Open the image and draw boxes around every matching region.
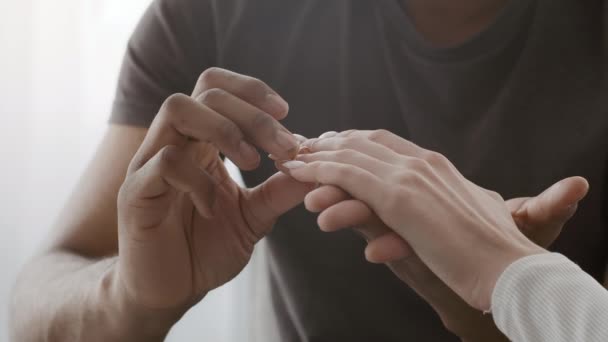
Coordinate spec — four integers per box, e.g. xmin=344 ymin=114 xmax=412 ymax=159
xmin=111 ymin=0 xmax=608 ymax=340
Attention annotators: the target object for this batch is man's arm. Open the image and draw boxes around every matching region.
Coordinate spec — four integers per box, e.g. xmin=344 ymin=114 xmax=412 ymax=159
xmin=10 ymin=64 xmax=306 ymax=341
xmin=8 ymin=125 xmax=173 ymax=341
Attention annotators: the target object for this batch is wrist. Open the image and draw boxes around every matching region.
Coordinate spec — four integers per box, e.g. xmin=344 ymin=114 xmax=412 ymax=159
xmin=99 ymin=262 xmax=186 ymax=341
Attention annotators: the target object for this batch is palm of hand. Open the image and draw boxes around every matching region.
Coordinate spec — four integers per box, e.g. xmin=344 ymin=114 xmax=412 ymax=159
xmin=179 ymin=143 xmax=269 ymax=297
xmin=122 ymin=144 xmax=270 ymax=309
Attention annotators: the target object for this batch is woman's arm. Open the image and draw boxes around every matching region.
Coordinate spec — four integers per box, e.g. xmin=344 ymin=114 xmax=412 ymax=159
xmin=493 ymin=253 xmax=608 ymax=341
xmin=283 ymin=129 xmax=607 ymax=342
xmin=303 ymin=174 xmax=588 ymax=342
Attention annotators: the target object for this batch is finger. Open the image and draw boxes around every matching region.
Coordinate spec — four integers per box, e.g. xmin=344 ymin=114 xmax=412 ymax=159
xmin=268 ymin=134 xmax=308 ymax=162
xmin=300 ymin=136 xmax=404 ymax=165
xmin=318 ymin=131 xmax=338 ymax=139
xmin=244 ymin=171 xmax=316 ymax=233
xmin=295 ymin=150 xmax=394 ymax=178
xmin=512 ymin=176 xmax=589 ymax=230
xmin=129 ymin=94 xmax=260 ymax=173
xmin=318 ymin=199 xmax=412 ymax=261
xmin=196 ymin=88 xmax=299 ymax=160
xmin=193 ymin=67 xmax=289 ymax=119
xmin=365 ymin=233 xmax=414 ymax=264
xmin=526 ymin=176 xmax=589 ymax=219
xmin=283 ymin=160 xmax=387 ymax=211
xmin=304 ymin=185 xmax=350 ymax=212
xmin=338 ymin=130 xmax=463 ymax=176
xmin=317 ymin=199 xmax=379 ymax=232
xmin=511 ymin=176 xmax=589 ymax=246
xmin=332 ymin=129 xmax=427 ymax=158
xmin=123 ymin=145 xmax=215 ymax=227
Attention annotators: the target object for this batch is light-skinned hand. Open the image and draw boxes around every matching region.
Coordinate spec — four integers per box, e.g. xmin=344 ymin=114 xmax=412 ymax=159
xmin=283 ymin=129 xmax=588 ymax=312
xmin=294 ymin=130 xmax=588 ymax=340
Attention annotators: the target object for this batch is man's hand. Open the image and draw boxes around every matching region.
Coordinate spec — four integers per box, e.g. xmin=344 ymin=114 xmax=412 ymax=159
xmin=290 ymin=130 xmax=588 ymax=341
xmin=113 ymin=68 xmax=312 ymax=334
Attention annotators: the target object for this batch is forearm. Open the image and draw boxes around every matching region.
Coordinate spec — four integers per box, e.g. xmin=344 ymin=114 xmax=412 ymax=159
xmin=10 ymin=251 xmax=179 ymax=342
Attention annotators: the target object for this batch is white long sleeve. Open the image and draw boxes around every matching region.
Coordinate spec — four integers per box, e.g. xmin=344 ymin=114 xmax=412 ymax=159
xmin=491 ymin=253 xmax=608 ymax=342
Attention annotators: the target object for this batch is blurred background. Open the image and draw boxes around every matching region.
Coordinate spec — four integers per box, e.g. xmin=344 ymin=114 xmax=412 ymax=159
xmin=0 ymin=1 xmax=269 ymax=340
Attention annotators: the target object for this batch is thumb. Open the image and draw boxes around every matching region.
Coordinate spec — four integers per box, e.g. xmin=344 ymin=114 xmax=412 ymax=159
xmin=244 ymin=171 xmax=315 ymax=232
xmin=511 ymin=176 xmax=589 ymax=247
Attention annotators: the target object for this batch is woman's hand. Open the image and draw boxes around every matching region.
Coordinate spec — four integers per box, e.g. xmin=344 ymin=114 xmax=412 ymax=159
xmin=298 ymin=135 xmax=588 ymax=341
xmin=283 ymin=129 xmax=587 ymax=311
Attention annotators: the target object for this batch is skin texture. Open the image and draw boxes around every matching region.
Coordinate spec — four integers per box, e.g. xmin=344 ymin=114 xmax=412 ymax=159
xmin=285 ymin=130 xmax=589 ymax=313
xmin=116 ymin=68 xmax=311 ymax=313
xmin=298 ymin=134 xmax=589 ymax=341
xmin=10 ymin=68 xmax=313 ymax=342
xmin=10 ymin=70 xmax=600 ymax=341
xmin=9 ymin=1 xmax=545 ymax=340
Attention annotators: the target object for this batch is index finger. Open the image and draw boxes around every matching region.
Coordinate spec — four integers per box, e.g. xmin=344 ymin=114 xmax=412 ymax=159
xmin=283 ymin=160 xmax=387 ymax=213
xmin=304 ymin=130 xmax=426 ymax=159
xmin=193 ymin=68 xmax=290 ymax=120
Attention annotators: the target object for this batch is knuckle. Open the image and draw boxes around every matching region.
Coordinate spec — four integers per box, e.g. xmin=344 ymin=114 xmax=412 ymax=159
xmin=487 ymin=190 xmax=504 ymax=202
xmin=216 ymin=119 xmax=243 ymax=148
xmin=197 ymin=88 xmax=227 ymax=106
xmin=424 ymin=151 xmax=450 ymax=168
xmin=340 ymin=129 xmax=358 ymax=138
xmin=161 ymin=93 xmax=190 ymax=115
xmin=128 ymin=153 xmax=148 ymax=173
xmin=198 ymin=67 xmax=223 ymax=88
xmin=308 ymin=161 xmax=324 ymax=171
xmin=336 ymin=137 xmax=356 ymax=150
xmin=335 ymin=148 xmax=357 ymax=160
xmin=406 ymin=158 xmax=432 ymax=173
xmin=368 ymin=129 xmax=391 ymax=142
xmin=158 ymin=145 xmax=180 ymax=172
xmin=251 ymin=111 xmax=276 ymax=133
xmin=240 ymin=77 xmax=268 ymax=98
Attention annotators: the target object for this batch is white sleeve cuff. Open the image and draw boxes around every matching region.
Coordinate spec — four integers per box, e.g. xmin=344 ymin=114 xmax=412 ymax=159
xmin=491 ymin=252 xmax=608 ymax=342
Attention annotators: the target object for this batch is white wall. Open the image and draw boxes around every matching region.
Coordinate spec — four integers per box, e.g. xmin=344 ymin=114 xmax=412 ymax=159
xmin=0 ymin=1 xmax=264 ymax=341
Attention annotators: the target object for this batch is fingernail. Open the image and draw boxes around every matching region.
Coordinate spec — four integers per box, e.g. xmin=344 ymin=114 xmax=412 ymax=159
xmin=268 ymin=153 xmax=279 ymax=161
xmin=282 ymin=160 xmax=306 ymax=169
xmin=239 ymin=141 xmax=259 ymax=161
xmin=276 ymin=131 xmax=299 ymax=155
xmin=266 ymin=94 xmax=289 ymax=115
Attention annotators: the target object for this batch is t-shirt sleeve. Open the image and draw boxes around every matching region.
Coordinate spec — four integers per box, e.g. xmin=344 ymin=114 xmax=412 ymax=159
xmin=110 ymin=0 xmax=216 ymax=127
